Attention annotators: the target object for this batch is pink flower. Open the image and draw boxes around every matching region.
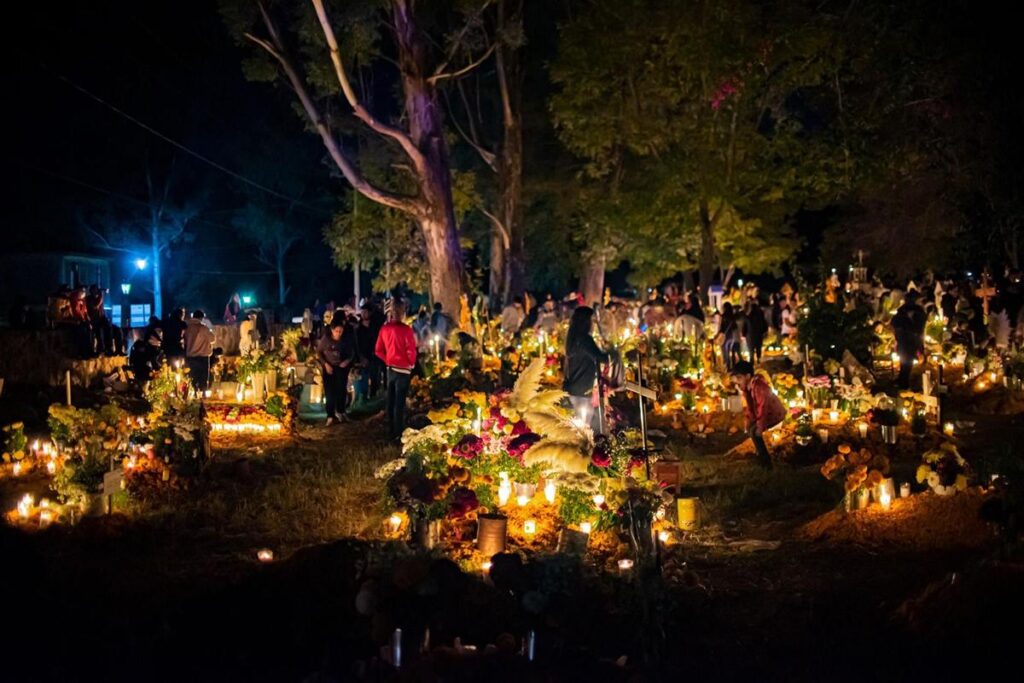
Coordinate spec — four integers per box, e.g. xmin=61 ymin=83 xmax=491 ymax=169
xmin=508 ymin=432 xmax=541 ymax=460
xmin=448 ymin=487 xmax=479 ymax=518
xmin=452 ymin=434 xmax=484 ymax=460
xmin=591 ymin=443 xmax=611 ymax=468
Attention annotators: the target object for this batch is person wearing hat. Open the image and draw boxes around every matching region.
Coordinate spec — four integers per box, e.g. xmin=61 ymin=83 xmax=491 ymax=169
xmin=731 ymin=360 xmax=785 ymax=470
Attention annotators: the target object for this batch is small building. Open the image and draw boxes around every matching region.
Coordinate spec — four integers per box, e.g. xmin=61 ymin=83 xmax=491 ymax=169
xmin=0 ymin=251 xmax=152 ymax=328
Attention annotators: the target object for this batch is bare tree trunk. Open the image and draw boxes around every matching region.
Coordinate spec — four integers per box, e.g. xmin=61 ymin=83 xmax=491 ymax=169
xmin=151 ymin=226 xmax=163 ymax=319
xmin=394 ymin=0 xmax=465 ymax=320
xmin=489 ymin=229 xmax=505 ymax=307
xmin=277 ymin=251 xmax=287 ymax=306
xmin=579 ymin=253 xmax=606 ymax=307
xmin=497 ymin=0 xmax=525 ymax=303
xmin=698 ymin=201 xmax=716 ymax=304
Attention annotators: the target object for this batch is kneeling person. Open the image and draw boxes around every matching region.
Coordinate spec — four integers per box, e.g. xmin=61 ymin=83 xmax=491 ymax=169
xmin=731 ymin=361 xmax=785 ymax=469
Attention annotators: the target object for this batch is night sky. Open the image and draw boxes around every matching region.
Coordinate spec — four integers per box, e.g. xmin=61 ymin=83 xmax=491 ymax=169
xmin=5 ymin=0 xmax=341 ymax=309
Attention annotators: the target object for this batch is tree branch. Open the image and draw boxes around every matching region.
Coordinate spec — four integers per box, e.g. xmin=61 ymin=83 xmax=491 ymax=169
xmin=480 ymin=206 xmax=510 ymax=251
xmin=310 ymin=0 xmax=426 ymax=170
xmin=432 ymin=0 xmax=495 ymax=78
xmin=246 ymin=4 xmax=421 ymax=215
xmin=443 ymin=87 xmax=497 ymax=170
xmin=428 ymin=42 xmax=497 ymax=85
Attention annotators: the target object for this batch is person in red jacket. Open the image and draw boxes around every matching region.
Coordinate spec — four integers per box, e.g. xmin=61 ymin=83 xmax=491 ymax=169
xmin=375 ymin=298 xmax=419 ymax=439
xmin=731 ymin=360 xmax=786 ymax=469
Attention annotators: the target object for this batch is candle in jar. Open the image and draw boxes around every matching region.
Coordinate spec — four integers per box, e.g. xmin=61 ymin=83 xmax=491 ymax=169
xmin=818 ymin=428 xmax=829 ymax=443
xmin=829 ymin=410 xmax=839 ymax=422
xmin=617 ymin=559 xmax=634 ymax=572
xmin=900 ymin=483 xmax=911 ymax=498
xmin=12 ymin=461 xmax=22 ymax=476
xmin=388 ymin=514 xmax=402 ymax=534
xmin=544 ymin=481 xmax=556 ymax=504
xmin=256 ymin=548 xmax=274 ymax=562
xmin=858 ymin=422 xmax=869 ymax=438
xmin=580 ymin=521 xmax=593 ymax=534
xmin=498 ymin=481 xmax=511 ymax=506
xmin=878 ymin=488 xmax=892 ymax=510
xmin=39 ymin=510 xmax=54 ymax=527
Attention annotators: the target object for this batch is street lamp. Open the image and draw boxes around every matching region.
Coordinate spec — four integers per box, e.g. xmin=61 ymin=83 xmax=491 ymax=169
xmin=135 ymin=258 xmax=148 ymax=271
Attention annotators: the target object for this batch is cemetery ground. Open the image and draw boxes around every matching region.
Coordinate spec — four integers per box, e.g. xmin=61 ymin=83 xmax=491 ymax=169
xmin=2 ymin=386 xmax=1021 ymax=682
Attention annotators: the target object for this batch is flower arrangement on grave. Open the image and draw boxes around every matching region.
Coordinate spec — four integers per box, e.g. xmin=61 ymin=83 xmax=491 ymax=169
xmin=2 ymin=422 xmax=27 ymax=465
xmin=837 ymin=381 xmax=872 ymax=417
xmin=772 ymin=373 xmax=801 ymax=402
xmin=279 ymin=327 xmax=312 ymax=364
xmin=804 ymin=375 xmax=833 ymax=407
xmin=382 ymin=359 xmax=668 ymax=538
xmin=48 ymin=404 xmax=135 ymax=507
xmin=867 ymin=397 xmax=900 ymax=427
xmin=820 ymin=443 xmax=890 ymax=495
xmin=916 ymin=443 xmax=969 ymax=495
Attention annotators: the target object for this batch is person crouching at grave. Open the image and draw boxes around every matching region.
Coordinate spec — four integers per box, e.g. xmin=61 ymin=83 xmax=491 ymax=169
xmin=731 ymin=361 xmax=786 ymax=470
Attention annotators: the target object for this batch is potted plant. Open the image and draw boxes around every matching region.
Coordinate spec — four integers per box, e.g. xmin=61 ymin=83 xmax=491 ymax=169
xmin=916 ymin=443 xmax=969 ymax=496
xmin=868 ymin=402 xmax=900 ymax=444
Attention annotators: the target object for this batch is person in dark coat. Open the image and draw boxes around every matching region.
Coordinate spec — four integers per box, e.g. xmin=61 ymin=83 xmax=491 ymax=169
xmin=892 ymin=293 xmax=927 ymax=389
xmin=563 ymin=306 xmax=609 ymax=433
xmin=317 ymin=319 xmax=356 ymax=425
xmin=744 ymin=300 xmax=768 ymax=364
xmin=162 ymin=308 xmax=187 ymax=361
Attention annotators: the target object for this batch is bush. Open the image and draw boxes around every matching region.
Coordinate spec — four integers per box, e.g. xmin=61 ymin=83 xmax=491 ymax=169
xmin=797 ymin=291 xmax=875 ymax=363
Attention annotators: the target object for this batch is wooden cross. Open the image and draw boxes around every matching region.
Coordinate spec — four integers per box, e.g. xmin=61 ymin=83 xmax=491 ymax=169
xmin=975 ymin=270 xmax=997 ymax=321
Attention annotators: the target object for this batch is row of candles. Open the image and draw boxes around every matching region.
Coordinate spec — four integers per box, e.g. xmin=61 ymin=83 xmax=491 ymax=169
xmin=10 ymin=440 xmax=60 ymax=477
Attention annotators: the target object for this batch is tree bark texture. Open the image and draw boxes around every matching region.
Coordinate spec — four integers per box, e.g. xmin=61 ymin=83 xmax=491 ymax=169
xmin=579 ymin=253 xmax=606 ymax=308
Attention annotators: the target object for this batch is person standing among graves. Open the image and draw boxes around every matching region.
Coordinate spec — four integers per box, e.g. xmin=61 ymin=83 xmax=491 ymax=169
xmin=184 ymin=310 xmax=215 ymax=391
xmin=375 ymin=299 xmax=418 ymax=439
xmin=318 ymin=319 xmax=356 ymax=426
xmin=891 ymin=292 xmax=927 ymax=389
xmin=744 ymin=300 xmax=768 ymax=364
xmin=162 ymin=307 xmax=187 ymax=363
xmin=563 ymin=306 xmax=610 ymax=433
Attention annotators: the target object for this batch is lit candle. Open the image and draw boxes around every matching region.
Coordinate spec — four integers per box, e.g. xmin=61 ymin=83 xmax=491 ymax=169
xmin=943 ymin=422 xmax=955 ymax=436
xmin=878 ymin=488 xmax=892 ymax=510
xmin=858 ymin=422 xmax=869 ymax=439
xmin=516 ymin=494 xmax=530 ymax=507
xmin=388 ymin=514 xmax=402 ymax=534
xmin=617 ymin=559 xmax=634 ymax=572
xmin=17 ymin=494 xmax=32 ymax=519
xmin=580 ymin=521 xmax=592 ymax=534
xmin=829 ymin=410 xmax=839 ymax=423
xmin=523 ymin=519 xmax=537 ymax=535
xmin=818 ymin=428 xmax=829 ymax=444
xmin=900 ymin=483 xmax=911 ymax=498
xmin=592 ymin=494 xmax=605 ymax=507
xmin=498 ymin=482 xmax=511 ymax=506
xmin=256 ymin=548 xmax=274 ymax=562
xmin=771 ymin=432 xmax=781 ymax=444
xmin=481 ymin=560 xmax=492 ymax=573
xmin=12 ymin=461 xmax=22 ymax=476
xmin=657 ymin=530 xmax=670 ymax=543
xmin=434 ymin=335 xmax=441 ymax=363
xmin=544 ymin=481 xmax=556 ymax=504
xmin=39 ymin=510 xmax=53 ymax=527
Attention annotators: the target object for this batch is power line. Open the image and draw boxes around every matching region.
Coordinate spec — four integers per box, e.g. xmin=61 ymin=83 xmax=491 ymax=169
xmin=19 ymin=164 xmax=239 ymax=234
xmin=36 ymin=62 xmax=334 ymax=217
